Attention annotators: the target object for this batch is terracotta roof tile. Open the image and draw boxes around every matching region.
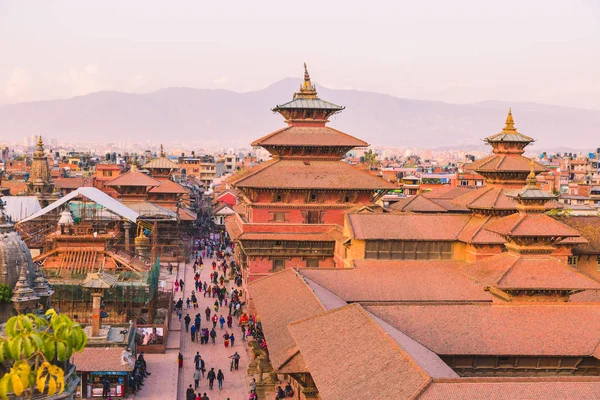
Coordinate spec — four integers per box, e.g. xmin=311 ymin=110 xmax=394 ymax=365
xmin=456 ymin=216 xmax=505 ymax=245
xmin=484 ymin=213 xmax=581 ymax=237
xmin=390 ymin=195 xmax=447 ymax=213
xmin=460 ymin=252 xmax=600 ymax=290
xmin=347 ymin=213 xmax=471 ymax=240
xmin=288 ymin=304 xmax=431 ymax=400
xmin=148 ymin=179 xmax=189 ymax=194
xmin=422 ymin=379 xmax=600 ymax=400
xmin=365 ymin=303 xmax=600 ymax=356
xmin=72 ymin=347 xmax=134 ymax=372
xmin=248 ymin=269 xmax=326 ymax=371
xmin=300 ymin=260 xmax=492 ymax=302
xmin=251 ymin=126 xmax=368 ymax=147
xmin=465 ymin=154 xmax=547 ymax=173
xmin=232 ymin=159 xmax=395 ymax=190
xmin=54 ymin=177 xmax=90 ymax=189
xmin=422 ymin=186 xmax=474 ymax=200
xmin=105 ymin=171 xmax=161 ymax=187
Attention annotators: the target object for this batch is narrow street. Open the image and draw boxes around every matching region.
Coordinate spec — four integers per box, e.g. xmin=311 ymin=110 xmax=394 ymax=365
xmin=135 ymin=251 xmax=250 ymax=400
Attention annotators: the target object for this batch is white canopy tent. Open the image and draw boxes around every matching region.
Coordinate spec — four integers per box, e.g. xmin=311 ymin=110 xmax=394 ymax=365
xmin=17 ymin=187 xmax=139 ymax=224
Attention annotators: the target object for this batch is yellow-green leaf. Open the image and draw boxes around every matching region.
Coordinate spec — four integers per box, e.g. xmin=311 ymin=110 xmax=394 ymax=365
xmin=0 ymin=375 xmax=11 ymax=400
xmin=22 ymin=337 xmax=32 ymax=358
xmin=5 ymin=318 xmax=17 ymax=338
xmin=45 ymin=339 xmax=55 ymax=361
xmin=57 ymin=341 xmax=67 ymax=362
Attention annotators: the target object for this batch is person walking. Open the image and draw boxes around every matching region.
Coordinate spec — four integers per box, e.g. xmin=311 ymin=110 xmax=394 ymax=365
xmin=229 ymin=333 xmax=235 ymax=347
xmin=199 ymin=356 xmax=205 ymax=377
xmin=193 ymin=368 xmax=201 ymax=390
xmin=179 ymin=278 xmax=185 ymax=291
xmin=230 ymin=351 xmax=240 ymax=370
xmin=205 ymin=307 xmax=211 ymax=322
xmin=186 ymin=384 xmax=195 ymax=400
xmin=190 ymin=324 xmax=197 ymax=342
xmin=195 ymin=314 xmax=201 ymax=331
xmin=226 ymin=314 xmax=232 ymax=329
xmin=184 ymin=313 xmax=191 ymax=332
xmin=241 ymin=325 xmax=246 ymax=341
xmin=178 ymin=352 xmax=184 ymax=369
xmin=216 ymin=369 xmax=224 ymax=390
xmin=223 ymin=332 xmax=230 ymax=348
xmin=219 ymin=315 xmax=225 ymax=330
xmin=211 ymin=314 xmax=218 ymax=328
xmin=207 ymin=368 xmax=216 ymax=390
xmin=210 ymin=328 xmax=217 ymax=344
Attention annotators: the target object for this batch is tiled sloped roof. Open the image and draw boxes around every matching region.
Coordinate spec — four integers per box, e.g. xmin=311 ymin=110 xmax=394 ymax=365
xmin=288 ymin=304 xmax=432 ymax=400
xmin=248 ymin=269 xmax=326 ymax=371
xmin=484 ymin=213 xmax=581 ymax=237
xmin=142 ymin=157 xmax=179 ymax=170
xmin=422 ymin=186 xmax=474 ymax=200
xmin=232 ymin=159 xmax=395 ymax=190
xmin=72 ymin=347 xmax=134 ymax=372
xmin=224 ymin=216 xmax=242 ymax=240
xmin=464 ymin=154 xmax=547 ymax=173
xmin=300 ymin=260 xmax=492 ymax=302
xmin=366 ymin=303 xmax=600 ymax=356
xmin=105 ymin=171 xmax=161 ymax=187
xmin=148 ymin=179 xmax=189 ymax=194
xmin=451 ymin=186 xmax=516 ymax=210
xmin=391 ymin=195 xmax=447 ymax=213
xmin=347 ymin=213 xmax=471 ymax=240
xmin=421 ymin=378 xmax=600 ymax=400
xmin=54 ymin=177 xmax=89 ymax=189
xmin=460 ymin=252 xmax=600 ymax=290
xmin=456 ymin=216 xmax=505 ymax=245
xmin=251 ymin=126 xmax=367 ymax=147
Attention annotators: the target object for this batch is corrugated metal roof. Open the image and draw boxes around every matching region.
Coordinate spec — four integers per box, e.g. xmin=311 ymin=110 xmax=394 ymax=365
xmin=1 ymin=196 xmax=41 ymax=222
xmin=18 ymin=187 xmax=139 ymax=223
xmin=81 ymin=272 xmax=118 ymax=288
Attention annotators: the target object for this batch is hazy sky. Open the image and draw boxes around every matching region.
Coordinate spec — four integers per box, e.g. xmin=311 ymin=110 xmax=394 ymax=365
xmin=1 ymin=0 xmax=599 ymax=109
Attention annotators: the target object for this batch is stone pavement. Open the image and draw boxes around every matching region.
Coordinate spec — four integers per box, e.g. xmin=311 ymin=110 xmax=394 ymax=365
xmin=177 ymin=255 xmax=251 ymax=400
xmin=135 ymin=255 xmax=251 ymax=400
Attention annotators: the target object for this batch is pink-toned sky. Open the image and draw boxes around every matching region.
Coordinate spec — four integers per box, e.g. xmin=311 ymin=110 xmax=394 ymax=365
xmin=1 ymin=0 xmax=599 ymax=109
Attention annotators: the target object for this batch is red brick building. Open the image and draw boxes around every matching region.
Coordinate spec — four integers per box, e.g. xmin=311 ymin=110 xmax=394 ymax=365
xmin=226 ymin=65 xmax=394 ymax=283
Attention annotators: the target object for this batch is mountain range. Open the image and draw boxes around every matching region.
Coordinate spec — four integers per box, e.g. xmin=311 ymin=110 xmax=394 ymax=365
xmin=1 ymin=78 xmax=599 ymax=151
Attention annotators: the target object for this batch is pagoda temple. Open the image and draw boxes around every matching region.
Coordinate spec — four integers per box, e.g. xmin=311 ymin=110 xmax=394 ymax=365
xmin=227 ymin=64 xmax=394 ymax=283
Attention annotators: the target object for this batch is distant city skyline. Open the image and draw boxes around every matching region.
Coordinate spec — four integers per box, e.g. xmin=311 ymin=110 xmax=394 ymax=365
xmin=1 ymin=0 xmax=599 ymax=110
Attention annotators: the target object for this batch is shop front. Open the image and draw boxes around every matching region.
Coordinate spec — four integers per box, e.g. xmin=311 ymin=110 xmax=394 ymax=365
xmin=72 ymin=347 xmax=135 ymax=398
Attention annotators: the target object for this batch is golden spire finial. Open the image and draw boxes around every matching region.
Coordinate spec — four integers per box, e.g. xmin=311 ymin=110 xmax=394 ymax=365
xmin=294 ymin=62 xmax=318 ymax=99
xmin=503 ymin=107 xmax=516 ymax=132
xmin=303 ymin=62 xmax=311 ymax=85
xmin=160 ymin=144 xmax=164 ymax=158
xmin=36 ymin=136 xmax=44 ymax=152
xmin=526 ymin=158 xmax=537 ymax=187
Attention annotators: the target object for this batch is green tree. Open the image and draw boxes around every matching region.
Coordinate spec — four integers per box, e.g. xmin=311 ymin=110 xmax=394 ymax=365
xmin=363 ymin=149 xmax=379 ymax=170
xmin=0 ymin=309 xmax=87 ymax=399
xmin=0 ymin=284 xmax=12 ymax=303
